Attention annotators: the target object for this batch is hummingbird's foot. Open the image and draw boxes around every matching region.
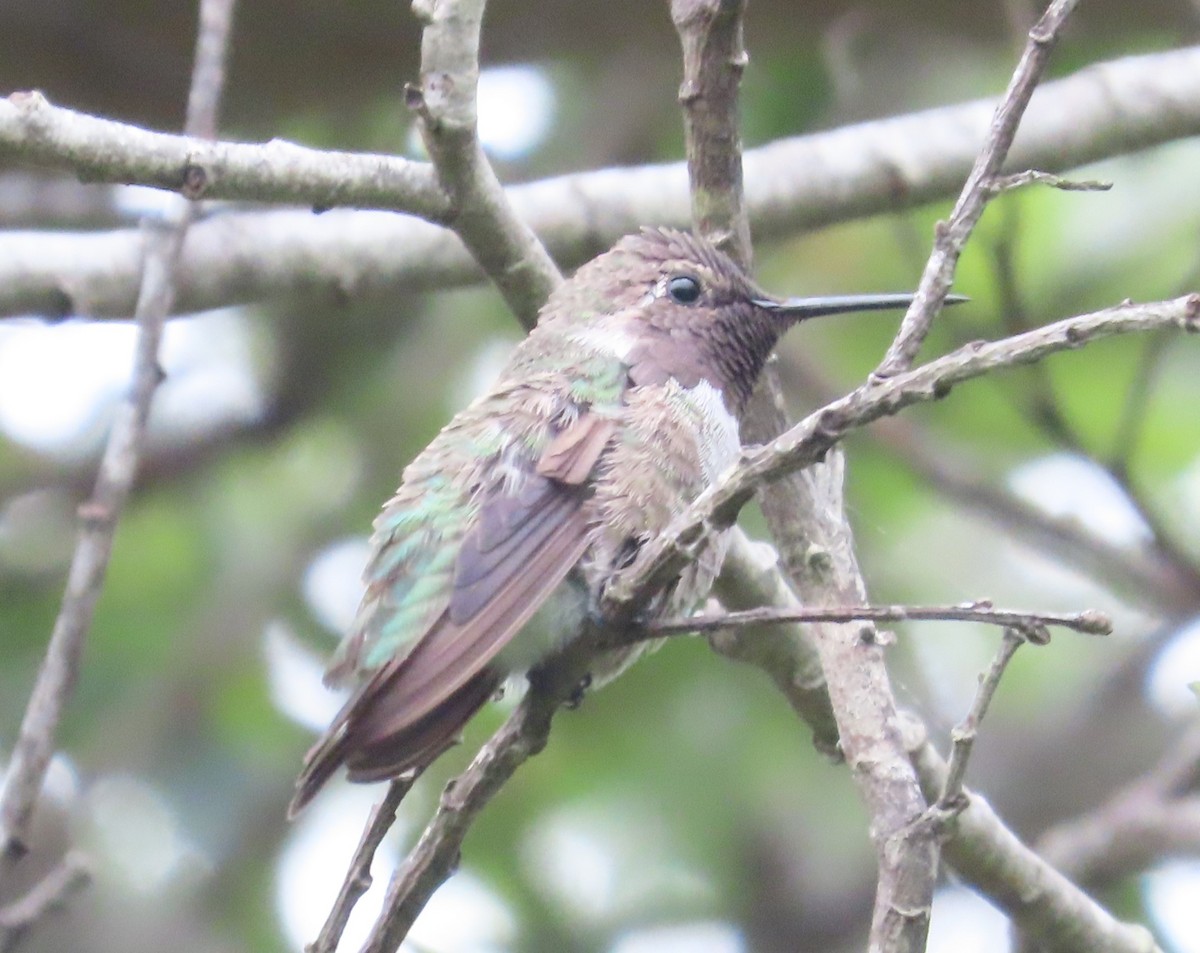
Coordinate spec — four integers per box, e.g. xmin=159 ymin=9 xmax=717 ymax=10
xmin=565 ymin=673 xmax=593 ymax=710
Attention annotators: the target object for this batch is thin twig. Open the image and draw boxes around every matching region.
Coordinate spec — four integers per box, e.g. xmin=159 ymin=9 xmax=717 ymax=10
xmin=875 ymin=0 xmax=1083 ymax=378
xmin=938 ymin=629 xmax=1026 ymax=809
xmin=308 ymin=778 xmax=414 ymax=953
xmin=0 ymin=0 xmax=238 ymax=903
xmin=987 ymin=169 xmax=1112 ymax=193
xmin=0 ymin=852 xmax=90 ymax=953
xmin=908 ymin=735 xmax=1162 ymax=953
xmin=360 ymin=640 xmax=594 ymax=953
xmin=648 ymin=602 xmax=1111 ymax=640
xmin=782 ymin=350 xmax=1200 ymax=615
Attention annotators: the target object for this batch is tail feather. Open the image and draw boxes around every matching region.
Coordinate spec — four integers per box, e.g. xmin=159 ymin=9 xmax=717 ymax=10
xmin=287 ymin=666 xmax=500 ymax=817
xmin=288 ymin=728 xmax=353 ymax=818
xmin=345 ymin=669 xmax=500 ymax=783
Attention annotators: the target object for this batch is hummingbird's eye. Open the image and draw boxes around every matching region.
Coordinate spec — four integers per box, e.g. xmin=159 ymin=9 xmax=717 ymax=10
xmin=667 ymin=274 xmax=702 ymax=304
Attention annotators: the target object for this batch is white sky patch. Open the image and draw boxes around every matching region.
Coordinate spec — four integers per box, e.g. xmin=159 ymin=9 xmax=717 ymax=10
xmin=1144 ymin=860 xmax=1200 ymax=953
xmin=610 ymin=922 xmax=745 ymax=953
xmin=111 ymin=183 xmax=178 ymax=220
xmin=153 ymin=308 xmax=264 ymax=439
xmin=0 ymin=319 xmax=136 ymax=452
xmin=303 ymin=536 xmax=371 ymax=636
xmin=264 ymin=619 xmax=347 ymax=733
xmin=1145 ymin=616 xmax=1200 ymax=718
xmin=276 ymin=784 xmax=407 ymax=952
xmin=0 ymin=751 xmax=79 ymax=808
xmin=476 ymin=65 xmax=555 ymax=160
xmin=0 ymin=308 xmax=262 ymax=456
xmin=1008 ymin=452 xmax=1150 ymax=547
xmin=85 ymin=774 xmax=205 ymax=895
xmin=926 ymin=888 xmax=1009 ymax=953
xmin=523 ymin=811 xmax=621 ymax=923
xmin=522 ymin=803 xmax=713 ymax=929
xmin=43 ymin=752 xmax=81 ymax=805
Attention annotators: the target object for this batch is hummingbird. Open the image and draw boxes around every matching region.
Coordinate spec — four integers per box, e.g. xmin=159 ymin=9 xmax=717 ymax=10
xmin=289 ymin=227 xmax=929 ymax=815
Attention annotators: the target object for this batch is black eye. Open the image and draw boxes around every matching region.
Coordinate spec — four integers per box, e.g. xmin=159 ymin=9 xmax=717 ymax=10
xmin=667 ymin=275 xmax=702 ymax=304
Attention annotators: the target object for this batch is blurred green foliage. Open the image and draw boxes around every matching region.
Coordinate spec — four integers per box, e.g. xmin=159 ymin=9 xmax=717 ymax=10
xmin=2 ymin=8 xmax=1199 ymax=953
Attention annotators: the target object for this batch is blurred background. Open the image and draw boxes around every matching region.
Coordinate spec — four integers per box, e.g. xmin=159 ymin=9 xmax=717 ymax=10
xmin=2 ymin=1 xmax=1200 ymax=951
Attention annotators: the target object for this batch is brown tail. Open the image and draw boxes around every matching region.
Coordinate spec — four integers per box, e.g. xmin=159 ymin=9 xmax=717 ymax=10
xmin=287 ymin=666 xmax=500 ymax=817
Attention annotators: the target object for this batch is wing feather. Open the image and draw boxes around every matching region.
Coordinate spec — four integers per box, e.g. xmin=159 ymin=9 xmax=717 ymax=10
xmin=537 ymin=414 xmax=617 ymax=484
xmin=290 ymin=411 xmax=616 ymax=814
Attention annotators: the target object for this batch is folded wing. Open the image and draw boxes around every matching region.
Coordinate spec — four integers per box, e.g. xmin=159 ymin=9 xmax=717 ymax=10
xmin=289 ymin=412 xmax=615 ymax=815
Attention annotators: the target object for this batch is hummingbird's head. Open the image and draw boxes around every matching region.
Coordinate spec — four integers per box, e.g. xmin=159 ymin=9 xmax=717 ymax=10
xmin=545 ymin=227 xmax=935 ymax=415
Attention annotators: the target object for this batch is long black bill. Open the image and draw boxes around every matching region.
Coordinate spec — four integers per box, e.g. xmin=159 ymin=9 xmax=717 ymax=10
xmin=753 ymin=292 xmax=968 ymax=319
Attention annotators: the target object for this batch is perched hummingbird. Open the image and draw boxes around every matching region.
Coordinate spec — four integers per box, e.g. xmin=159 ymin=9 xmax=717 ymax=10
xmin=289 ymin=227 xmax=925 ymax=815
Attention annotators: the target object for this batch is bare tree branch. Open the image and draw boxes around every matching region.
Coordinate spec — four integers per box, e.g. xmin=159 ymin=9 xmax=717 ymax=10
xmin=670 ymin=0 xmax=751 ymax=261
xmin=308 ymin=778 xmax=414 ymax=953
xmin=605 ymin=296 xmax=1200 ymax=670
xmin=405 ymin=0 xmax=561 ymax=327
xmin=0 ymin=852 xmax=89 ymax=953
xmin=0 ymin=92 xmax=448 ymax=221
xmin=0 ymin=0 xmax=238 ymax=927
xmin=649 ymin=601 xmax=1111 ymax=639
xmin=875 ymin=0 xmax=1082 ymax=378
xmin=1 ymin=45 xmax=1198 ymax=319
xmin=337 ymin=1 xmax=563 ymax=947
xmin=721 ymin=531 xmax=1163 ymax=953
xmin=339 ymin=295 xmax=1193 ymax=951
xmin=672 ymin=3 xmax=938 ymax=949
xmin=909 ymin=735 xmax=1162 ymax=953
xmin=1041 ymin=795 xmax=1200 ymax=890
xmin=360 ymin=638 xmax=596 ymax=953
xmin=937 ymin=630 xmax=1026 ymax=809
